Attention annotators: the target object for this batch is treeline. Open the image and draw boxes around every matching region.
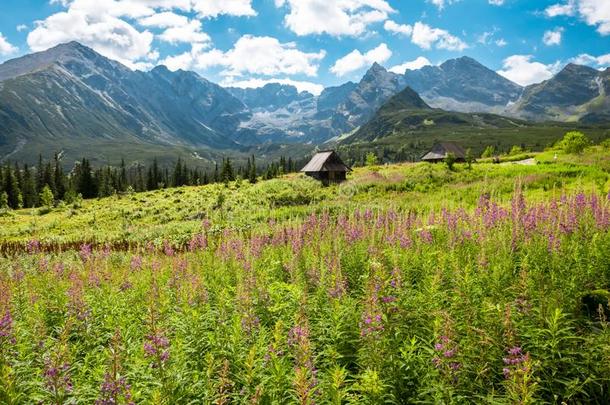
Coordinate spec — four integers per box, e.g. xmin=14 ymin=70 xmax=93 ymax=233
xmin=0 ymin=154 xmax=301 ymax=209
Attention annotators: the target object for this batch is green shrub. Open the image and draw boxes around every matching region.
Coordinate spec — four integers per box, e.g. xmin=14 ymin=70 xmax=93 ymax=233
xmin=557 ymin=131 xmax=590 ymax=154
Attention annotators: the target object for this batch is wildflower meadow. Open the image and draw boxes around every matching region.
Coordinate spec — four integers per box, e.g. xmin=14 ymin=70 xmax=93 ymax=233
xmin=1 ymin=150 xmax=610 ymax=403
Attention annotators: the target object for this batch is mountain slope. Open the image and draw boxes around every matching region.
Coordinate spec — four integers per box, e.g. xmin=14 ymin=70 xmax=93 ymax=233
xmin=344 ymin=86 xmax=530 ymax=144
xmin=402 ymin=56 xmax=523 ymax=113
xmin=510 ymin=64 xmax=609 ymax=122
xmin=0 ymin=42 xmax=250 ymax=164
xmin=227 ymin=83 xmax=313 ymax=110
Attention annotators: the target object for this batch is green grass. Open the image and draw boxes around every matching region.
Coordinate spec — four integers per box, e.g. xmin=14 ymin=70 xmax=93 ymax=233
xmin=0 ymin=147 xmax=609 ymax=403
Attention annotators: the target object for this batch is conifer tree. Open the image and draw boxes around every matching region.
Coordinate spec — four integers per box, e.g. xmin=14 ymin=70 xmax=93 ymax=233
xmin=249 ymin=155 xmax=257 ymax=184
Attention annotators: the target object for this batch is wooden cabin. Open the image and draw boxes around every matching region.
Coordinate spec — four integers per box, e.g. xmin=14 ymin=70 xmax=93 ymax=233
xmin=421 ymin=142 xmax=466 ymax=163
xmin=301 ymin=150 xmax=351 ymax=184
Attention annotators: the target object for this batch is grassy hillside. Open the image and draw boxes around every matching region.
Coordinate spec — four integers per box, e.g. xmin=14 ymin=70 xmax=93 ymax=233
xmin=0 ymin=147 xmax=609 ymax=403
xmin=1 ymin=147 xmax=609 ymax=247
xmin=336 ymin=88 xmax=610 ymax=163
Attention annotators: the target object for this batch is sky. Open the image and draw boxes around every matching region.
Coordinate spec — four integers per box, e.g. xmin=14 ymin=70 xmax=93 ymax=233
xmin=0 ymin=0 xmax=609 ymax=95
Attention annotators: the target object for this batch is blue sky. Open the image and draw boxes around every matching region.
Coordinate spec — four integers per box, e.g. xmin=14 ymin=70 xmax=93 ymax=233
xmin=0 ymin=0 xmax=609 ymax=94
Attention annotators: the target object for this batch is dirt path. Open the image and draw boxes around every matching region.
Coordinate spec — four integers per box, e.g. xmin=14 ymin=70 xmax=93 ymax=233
xmin=503 ymin=158 xmax=537 ymax=165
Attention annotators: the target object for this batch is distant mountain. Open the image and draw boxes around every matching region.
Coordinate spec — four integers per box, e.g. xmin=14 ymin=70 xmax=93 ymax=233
xmin=509 ymin=64 xmax=610 ymax=122
xmin=231 ymin=64 xmax=405 ymax=145
xmin=0 ymin=42 xmax=248 ymax=164
xmin=335 ymin=62 xmax=407 ymax=126
xmin=402 ymin=56 xmax=523 ymax=113
xmin=1 ymin=42 xmax=607 ymax=166
xmin=228 ymin=83 xmax=313 ymax=110
xmin=344 ymin=85 xmax=531 ymax=144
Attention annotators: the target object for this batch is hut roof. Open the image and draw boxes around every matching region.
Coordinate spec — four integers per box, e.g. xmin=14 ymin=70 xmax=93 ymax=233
xmin=301 ymin=150 xmax=351 ymax=172
xmin=421 ymin=142 xmax=466 ymax=161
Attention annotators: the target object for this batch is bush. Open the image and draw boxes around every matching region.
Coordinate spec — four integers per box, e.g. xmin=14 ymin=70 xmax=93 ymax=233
xmin=444 ymin=152 xmax=456 ymax=171
xmin=557 ymin=131 xmax=590 ymax=154
xmin=366 ymin=152 xmax=379 ymax=167
xmin=481 ymin=145 xmax=496 ymax=158
xmin=509 ymin=145 xmax=524 ymax=156
xmin=39 ymin=185 xmax=54 ymax=208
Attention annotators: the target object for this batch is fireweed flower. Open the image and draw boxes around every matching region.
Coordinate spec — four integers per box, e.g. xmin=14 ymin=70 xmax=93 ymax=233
xmin=79 ymin=243 xmax=92 ymax=263
xmin=26 ymin=239 xmax=40 ymax=254
xmin=0 ymin=309 xmax=15 ymax=345
xmin=188 ymin=233 xmax=207 ymax=252
xmin=130 ymin=255 xmax=143 ymax=272
xmin=502 ymin=346 xmax=530 ymax=379
xmin=143 ymin=332 xmax=170 ymax=368
xmin=163 ymin=240 xmax=175 ymax=256
xmin=96 ymin=373 xmax=134 ymax=405
xmin=432 ymin=335 xmax=461 ymax=380
xmin=43 ymin=355 xmax=73 ymax=398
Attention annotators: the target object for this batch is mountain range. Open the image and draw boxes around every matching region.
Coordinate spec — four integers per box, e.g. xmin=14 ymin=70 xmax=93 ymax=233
xmin=0 ymin=41 xmax=608 ymax=166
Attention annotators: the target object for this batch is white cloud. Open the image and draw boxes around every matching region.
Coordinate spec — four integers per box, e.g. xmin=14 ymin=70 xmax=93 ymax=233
xmin=545 ymin=0 xmax=610 ymax=35
xmin=158 ymin=20 xmax=210 ymax=44
xmin=543 ymin=28 xmax=563 ymax=45
xmin=221 ymin=77 xmax=324 ymax=95
xmin=488 ymin=0 xmax=505 ymax=5
xmin=160 ymin=35 xmax=326 ymax=78
xmin=190 ymin=0 xmax=256 ymax=18
xmin=330 ymin=43 xmax=391 ymax=77
xmin=138 ymin=11 xmax=188 ymax=28
xmin=27 ymin=11 xmax=155 ymax=69
xmin=495 ymin=38 xmax=508 ymax=46
xmin=411 ymin=21 xmax=467 ymax=51
xmin=389 ymin=56 xmax=431 ymax=74
xmin=26 ymin=0 xmax=257 ymax=69
xmin=275 ymin=0 xmax=394 ymax=37
xmin=569 ymin=53 xmax=610 ymax=68
xmin=0 ymin=33 xmax=18 ymax=56
xmin=16 ymin=24 xmax=28 ymax=32
xmin=428 ymin=0 xmax=458 ymax=11
xmin=545 ymin=1 xmax=576 ymax=17
xmin=497 ymin=55 xmax=561 ymax=86
xmin=384 ymin=20 xmax=412 ymax=36
xmin=578 ymin=0 xmax=610 ymax=35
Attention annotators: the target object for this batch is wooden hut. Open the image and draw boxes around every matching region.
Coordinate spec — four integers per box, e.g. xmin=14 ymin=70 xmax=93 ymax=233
xmin=421 ymin=142 xmax=466 ymax=163
xmin=301 ymin=150 xmax=351 ymax=184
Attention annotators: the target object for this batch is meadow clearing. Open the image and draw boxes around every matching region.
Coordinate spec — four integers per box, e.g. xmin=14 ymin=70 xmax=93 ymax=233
xmin=1 ymin=146 xmax=610 ymax=403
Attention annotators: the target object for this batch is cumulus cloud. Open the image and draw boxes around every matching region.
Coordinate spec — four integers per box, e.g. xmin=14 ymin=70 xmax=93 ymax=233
xmin=160 ymin=35 xmax=326 ymax=78
xmin=330 ymin=43 xmax=392 ymax=77
xmin=27 ymin=11 xmax=155 ymax=69
xmin=428 ymin=0 xmax=458 ymax=11
xmin=16 ymin=24 xmax=28 ymax=32
xmin=411 ymin=22 xmax=467 ymax=51
xmin=275 ymin=0 xmax=394 ymax=37
xmin=26 ymin=0 xmax=257 ymax=69
xmin=569 ymin=53 xmax=610 ymax=68
xmin=545 ymin=0 xmax=610 ymax=35
xmin=389 ymin=56 xmax=431 ymax=74
xmin=497 ymin=55 xmax=561 ymax=86
xmin=0 ymin=33 xmax=18 ymax=56
xmin=488 ymin=0 xmax=505 ymax=5
xmin=221 ymin=77 xmax=324 ymax=95
xmin=158 ymin=20 xmax=210 ymax=44
xmin=543 ymin=28 xmax=563 ymax=45
xmin=384 ymin=20 xmax=412 ymax=36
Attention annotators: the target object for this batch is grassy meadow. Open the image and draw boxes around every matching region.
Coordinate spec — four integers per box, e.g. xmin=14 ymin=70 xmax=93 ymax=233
xmin=1 ymin=146 xmax=610 ymax=403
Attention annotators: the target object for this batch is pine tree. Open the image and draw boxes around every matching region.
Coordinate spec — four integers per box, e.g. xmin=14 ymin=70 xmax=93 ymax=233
xmin=173 ymin=157 xmax=183 ymax=187
xmin=21 ymin=164 xmax=37 ymax=208
xmin=54 ymin=154 xmax=65 ymax=200
xmin=213 ymin=163 xmax=219 ymax=183
xmin=119 ymin=158 xmax=127 ymax=192
xmin=4 ymin=164 xmax=21 ymax=209
xmin=39 ymin=184 xmax=54 ymax=208
xmin=249 ymin=155 xmax=257 ymax=184
xmin=221 ymin=158 xmax=235 ymax=184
